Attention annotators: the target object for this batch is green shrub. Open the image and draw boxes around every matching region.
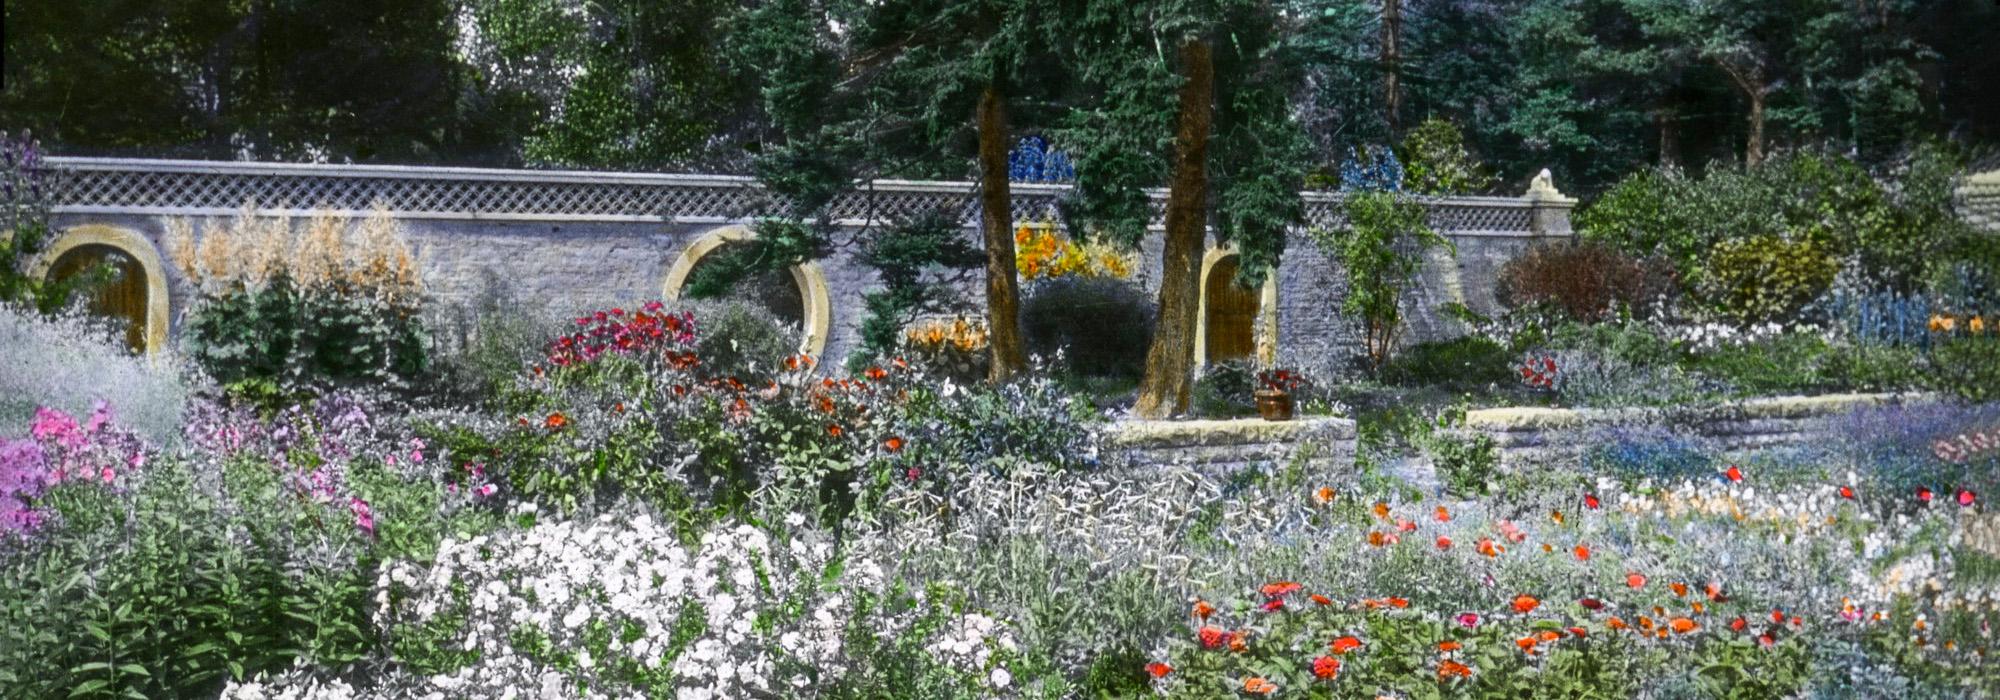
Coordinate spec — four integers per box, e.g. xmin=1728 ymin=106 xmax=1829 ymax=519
xmin=1699 ymin=235 xmax=1840 ymax=325
xmin=1926 ymin=337 xmax=2000 ymax=402
xmin=1310 ymin=190 xmax=1451 ymax=371
xmin=1021 ymin=276 xmax=1154 ymax=379
xmin=1382 ymin=336 xmax=1516 ymax=388
xmin=1191 ymin=359 xmax=1257 ymax=418
xmin=1428 ymin=430 xmax=1498 ymax=496
xmin=169 ymin=210 xmax=428 ymax=396
xmin=682 ymin=299 xmax=797 ymax=382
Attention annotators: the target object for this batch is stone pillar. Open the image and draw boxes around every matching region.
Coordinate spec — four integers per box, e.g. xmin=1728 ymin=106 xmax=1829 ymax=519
xmin=1524 ymin=168 xmax=1578 ymax=239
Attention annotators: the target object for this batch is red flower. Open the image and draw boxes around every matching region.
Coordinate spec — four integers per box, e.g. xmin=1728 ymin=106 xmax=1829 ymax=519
xmin=1574 ymin=544 xmax=1591 ymax=561
xmin=1438 ymin=660 xmax=1473 ymax=679
xmin=1311 ymin=655 xmax=1341 ymax=680
xmin=1436 ymin=536 xmax=1453 ymax=550
xmin=1627 ymin=572 xmax=1647 ymax=589
xmin=865 ymin=366 xmax=888 ymax=380
xmin=1959 ymin=489 xmax=1977 ymax=507
xmin=1918 ymin=487 xmax=1934 ymax=504
xmin=1329 ymin=636 xmax=1363 ymax=654
xmin=1567 ymin=626 xmax=1588 ymax=638
xmin=1730 ymin=617 xmax=1748 ymax=632
xmin=1839 ymin=485 xmax=1855 ymax=500
xmin=1260 ymin=581 xmax=1303 ymax=597
xmin=1145 ymin=662 xmax=1172 ymax=679
xmin=1578 ymin=597 xmax=1604 ymax=611
xmin=1199 ymin=626 xmax=1229 ymax=649
xmin=544 ymin=412 xmax=569 ymax=430
xmin=1261 ymin=598 xmax=1285 ymax=612
xmin=1512 ymin=594 xmax=1541 ymax=614
xmin=1310 ymin=594 xmax=1333 ymax=606
xmin=1194 ymin=601 xmax=1216 ymax=619
xmin=883 ymin=436 xmax=904 ymax=452
xmin=1456 ymin=612 xmax=1480 ymax=627
xmin=1584 ymin=493 xmax=1601 ymax=510
xmin=1724 ymin=465 xmax=1744 ymax=483
xmin=827 ymin=424 xmax=844 ymax=437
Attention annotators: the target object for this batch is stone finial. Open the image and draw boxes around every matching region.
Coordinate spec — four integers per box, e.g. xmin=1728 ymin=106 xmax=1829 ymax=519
xmin=1526 ymin=168 xmax=1563 ymax=199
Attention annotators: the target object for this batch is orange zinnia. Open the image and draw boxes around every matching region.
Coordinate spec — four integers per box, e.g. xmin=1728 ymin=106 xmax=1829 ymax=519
xmin=1669 ymin=617 xmax=1698 ymax=634
xmin=1314 ymin=486 xmax=1337 ymax=504
xmin=1438 ymin=660 xmax=1473 ymax=679
xmin=1310 ymin=594 xmax=1334 ymax=606
xmin=1435 ymin=506 xmax=1452 ymax=522
xmin=1146 ymin=662 xmax=1172 ymax=678
xmin=1438 ymin=640 xmax=1462 ymax=652
xmin=826 ymin=424 xmax=844 ymax=437
xmin=1243 ymin=677 xmax=1277 ymax=695
xmin=1387 ymin=597 xmax=1410 ymax=608
xmin=544 ymin=412 xmax=568 ymax=430
xmin=1626 ymin=572 xmax=1647 ymax=589
xmin=1512 ymin=594 xmax=1541 ymax=614
xmin=1194 ymin=601 xmax=1216 ymax=619
xmin=882 ymin=436 xmax=904 ymax=452
xmin=1536 ymin=630 xmax=1562 ymax=643
xmin=1669 ymin=581 xmax=1689 ymax=597
xmin=1478 ymin=538 xmax=1502 ymax=557
xmin=1574 ymin=544 xmax=1591 ymax=561
xmin=1516 ymin=636 xmax=1539 ymax=654
xmin=1607 ymin=617 xmax=1629 ymax=631
xmin=1229 ymin=634 xmax=1250 ymax=653
xmin=1330 ymin=636 xmax=1364 ymax=654
xmin=1373 ymin=501 xmax=1391 ymax=519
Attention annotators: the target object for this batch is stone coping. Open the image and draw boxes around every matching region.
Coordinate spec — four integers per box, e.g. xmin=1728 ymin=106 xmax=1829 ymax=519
xmin=1102 ymin=416 xmax=1355 ymax=449
xmin=1463 ymin=392 xmax=1937 ymax=432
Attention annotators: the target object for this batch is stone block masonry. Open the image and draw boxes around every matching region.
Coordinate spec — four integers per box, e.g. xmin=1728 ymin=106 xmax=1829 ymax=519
xmin=38 ymin=157 xmax=1575 ymax=365
xmin=1101 ymin=416 xmax=1357 ymax=474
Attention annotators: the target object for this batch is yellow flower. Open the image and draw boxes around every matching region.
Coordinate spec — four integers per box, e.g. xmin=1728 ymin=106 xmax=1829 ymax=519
xmin=1931 ymin=314 xmax=1956 ymax=333
xmin=1971 ymin=316 xmax=1987 ymax=335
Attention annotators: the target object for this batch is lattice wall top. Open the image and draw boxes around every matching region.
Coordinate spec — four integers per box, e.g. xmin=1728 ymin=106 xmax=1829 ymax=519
xmin=45 ymin=157 xmax=1568 ymax=236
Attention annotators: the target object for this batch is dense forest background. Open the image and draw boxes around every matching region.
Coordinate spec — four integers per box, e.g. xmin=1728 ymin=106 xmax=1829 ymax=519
xmin=5 ymin=0 xmax=1997 ymax=195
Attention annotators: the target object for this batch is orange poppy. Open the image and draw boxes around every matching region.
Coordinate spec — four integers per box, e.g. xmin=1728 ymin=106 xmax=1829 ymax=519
xmin=1310 ymin=594 xmax=1333 ymax=606
xmin=1637 ymin=616 xmax=1655 ymax=631
xmin=1478 ymin=539 xmax=1502 ymax=557
xmin=1691 ymin=602 xmax=1705 ymax=614
xmin=1146 ymin=662 xmax=1172 ymax=678
xmin=1387 ymin=597 xmax=1410 ymax=608
xmin=1705 ymin=581 xmax=1727 ymax=602
xmin=1314 ymin=486 xmax=1337 ymax=504
xmin=1730 ymin=617 xmax=1747 ymax=632
xmin=1512 ymin=595 xmax=1541 ymax=614
xmin=545 ymin=412 xmax=569 ymax=430
xmin=1436 ymin=536 xmax=1453 ymax=549
xmin=1438 ymin=640 xmax=1462 ymax=652
xmin=1542 ymin=543 xmax=1555 ymax=553
xmin=883 ymin=436 xmax=904 ymax=452
xmin=1627 ymin=572 xmax=1647 ymax=589
xmin=1330 ymin=636 xmax=1364 ymax=654
xmin=1669 ymin=582 xmax=1689 ymax=598
xmin=1574 ymin=544 xmax=1591 ymax=561
xmin=1260 ymin=581 xmax=1303 ymax=597
xmin=1437 ymin=660 xmax=1473 ymax=679
xmin=1435 ymin=506 xmax=1451 ymax=522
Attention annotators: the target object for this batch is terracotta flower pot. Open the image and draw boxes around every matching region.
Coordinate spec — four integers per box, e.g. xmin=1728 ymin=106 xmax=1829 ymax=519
xmin=1254 ymin=389 xmax=1294 ymax=421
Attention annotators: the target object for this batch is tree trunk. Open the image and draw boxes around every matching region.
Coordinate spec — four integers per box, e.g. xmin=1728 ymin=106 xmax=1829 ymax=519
xmin=976 ymin=82 xmax=1027 ymax=383
xmin=1133 ymin=39 xmax=1215 ymax=419
xmin=1745 ymin=90 xmax=1766 ymax=167
xmin=1382 ymin=0 xmax=1402 ymax=134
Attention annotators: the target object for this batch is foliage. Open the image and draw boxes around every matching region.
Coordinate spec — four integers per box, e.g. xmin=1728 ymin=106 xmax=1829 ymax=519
xmin=1192 ymin=359 xmax=1258 ymax=419
xmin=1399 ymin=117 xmax=1494 ymax=196
xmin=0 ymin=305 xmax=189 ymax=445
xmin=1925 ymin=336 xmax=2000 ymax=403
xmin=1382 ymin=336 xmax=1517 ymax=389
xmin=1429 ymin=429 xmax=1498 ymax=497
xmin=0 ymin=130 xmax=99 ymax=314
xmin=683 ymin=300 xmax=797 ymax=383
xmin=1019 ymin=276 xmax=1155 ymax=380
xmin=1498 ymin=241 xmax=1677 ymax=323
xmin=853 ymin=211 xmax=984 ymax=366
xmin=1313 ymin=190 xmax=1451 ymax=372
xmin=1699 ymin=235 xmax=1840 ymax=325
xmin=168 ymin=209 xmax=427 ymax=397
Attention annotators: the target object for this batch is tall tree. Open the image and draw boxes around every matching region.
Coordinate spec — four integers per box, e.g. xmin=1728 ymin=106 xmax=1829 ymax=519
xmin=1064 ymin=0 xmax=1307 ymax=418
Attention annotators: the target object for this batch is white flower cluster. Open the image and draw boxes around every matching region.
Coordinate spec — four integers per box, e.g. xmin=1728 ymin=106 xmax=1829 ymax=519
xmin=220 ymin=663 xmax=360 ymax=700
xmin=925 ymin=613 xmax=1020 ymax=691
xmin=367 ymin=508 xmax=858 ymax=699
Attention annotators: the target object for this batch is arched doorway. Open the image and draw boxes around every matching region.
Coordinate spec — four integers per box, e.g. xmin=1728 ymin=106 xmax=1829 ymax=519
xmin=33 ymin=225 xmax=172 ymax=356
xmin=47 ymin=244 xmax=149 ymax=352
xmin=1203 ymin=255 xmax=1259 ymax=364
xmin=662 ymin=226 xmax=833 ymax=358
xmin=681 ymin=244 xmax=808 ymax=335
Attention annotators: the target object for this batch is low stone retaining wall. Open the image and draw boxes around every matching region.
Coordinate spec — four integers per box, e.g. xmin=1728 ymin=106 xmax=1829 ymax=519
xmin=1459 ymin=393 xmax=1937 ymax=469
xmin=1102 ymin=416 xmax=1356 ymax=473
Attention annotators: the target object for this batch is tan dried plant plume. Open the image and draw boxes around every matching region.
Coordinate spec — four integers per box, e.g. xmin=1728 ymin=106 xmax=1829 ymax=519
xmin=291 ymin=209 xmax=349 ymax=291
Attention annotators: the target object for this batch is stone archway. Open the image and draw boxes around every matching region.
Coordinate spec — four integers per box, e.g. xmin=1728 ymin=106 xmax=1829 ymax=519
xmin=662 ymin=225 xmax=832 ymax=359
xmin=32 ymin=225 xmax=171 ymax=356
xmin=1193 ymin=247 xmax=1279 ymax=368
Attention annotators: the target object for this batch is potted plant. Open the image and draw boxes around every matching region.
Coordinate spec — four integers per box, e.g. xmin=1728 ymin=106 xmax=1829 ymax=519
xmin=1254 ymin=368 xmax=1305 ymax=421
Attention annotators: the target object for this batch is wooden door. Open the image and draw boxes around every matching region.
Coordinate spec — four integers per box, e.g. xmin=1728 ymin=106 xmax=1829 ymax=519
xmin=1204 ymin=256 xmax=1258 ymax=363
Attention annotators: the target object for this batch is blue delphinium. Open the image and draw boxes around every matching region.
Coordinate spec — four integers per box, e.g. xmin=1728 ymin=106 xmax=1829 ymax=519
xmin=1338 ymin=145 xmax=1404 ymax=193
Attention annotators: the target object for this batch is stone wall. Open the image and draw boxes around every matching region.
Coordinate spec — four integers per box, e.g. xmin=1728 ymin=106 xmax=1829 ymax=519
xmin=1100 ymin=416 xmax=1356 ymax=473
xmin=41 ymin=158 xmax=1575 ymax=366
xmin=1457 ymin=393 xmax=1938 ymax=469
